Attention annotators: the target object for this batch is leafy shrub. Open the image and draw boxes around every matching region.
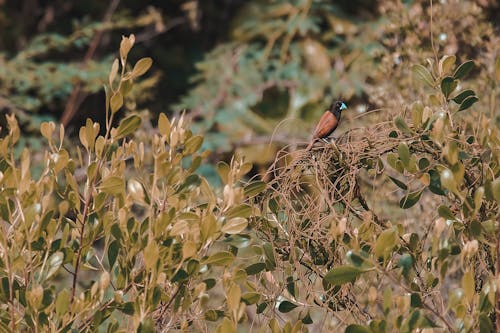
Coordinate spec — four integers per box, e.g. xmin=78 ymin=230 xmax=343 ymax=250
xmin=0 ymin=37 xmax=262 ymax=332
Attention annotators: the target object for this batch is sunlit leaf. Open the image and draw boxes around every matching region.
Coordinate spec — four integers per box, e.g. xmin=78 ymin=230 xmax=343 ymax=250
xmin=203 ymin=251 xmax=235 ymax=266
xmin=345 ymin=325 xmax=371 ymax=333
xmin=132 ymin=57 xmax=153 ymax=77
xmin=374 ymin=228 xmax=398 ymax=257
xmin=221 ymin=217 xmax=248 ymax=234
xmin=110 ymin=92 xmax=123 ymax=114
xmin=412 ymin=64 xmax=434 ymax=87
xmin=114 ymin=115 xmax=141 ymax=139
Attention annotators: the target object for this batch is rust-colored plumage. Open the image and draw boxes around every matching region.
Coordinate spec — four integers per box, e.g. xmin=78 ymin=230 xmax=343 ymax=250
xmin=306 ymin=101 xmax=347 ymax=150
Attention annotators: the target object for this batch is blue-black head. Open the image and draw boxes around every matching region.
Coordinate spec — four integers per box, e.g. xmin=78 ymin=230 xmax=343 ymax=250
xmin=330 ymin=100 xmax=347 ymax=113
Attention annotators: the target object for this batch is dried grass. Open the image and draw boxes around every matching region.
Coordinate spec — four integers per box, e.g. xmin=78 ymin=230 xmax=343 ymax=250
xmin=255 ymin=121 xmax=408 ymax=324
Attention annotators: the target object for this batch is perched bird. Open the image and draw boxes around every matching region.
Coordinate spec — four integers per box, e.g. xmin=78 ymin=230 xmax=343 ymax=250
xmin=306 ymin=100 xmax=348 ymax=150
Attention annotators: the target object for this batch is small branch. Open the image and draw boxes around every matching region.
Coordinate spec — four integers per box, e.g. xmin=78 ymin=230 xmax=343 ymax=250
xmin=60 ymin=0 xmax=120 ymax=126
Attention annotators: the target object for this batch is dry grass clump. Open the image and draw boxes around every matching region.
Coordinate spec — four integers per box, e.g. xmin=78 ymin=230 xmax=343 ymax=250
xmin=253 ymin=121 xmax=407 ymax=320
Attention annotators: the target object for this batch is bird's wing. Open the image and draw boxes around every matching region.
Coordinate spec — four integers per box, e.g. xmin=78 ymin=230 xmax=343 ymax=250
xmin=312 ymin=112 xmax=338 ymax=139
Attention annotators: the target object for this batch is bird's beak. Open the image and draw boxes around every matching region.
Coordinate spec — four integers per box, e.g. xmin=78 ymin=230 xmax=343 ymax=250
xmin=340 ymin=102 xmax=347 ymax=111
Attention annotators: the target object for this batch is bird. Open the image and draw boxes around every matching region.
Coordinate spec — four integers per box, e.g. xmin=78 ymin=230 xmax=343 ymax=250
xmin=306 ymin=100 xmax=347 ymax=150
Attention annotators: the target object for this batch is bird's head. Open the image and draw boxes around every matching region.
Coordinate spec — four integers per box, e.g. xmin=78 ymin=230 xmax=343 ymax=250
xmin=333 ymin=100 xmax=347 ymax=111
xmin=330 ymin=100 xmax=347 ymax=114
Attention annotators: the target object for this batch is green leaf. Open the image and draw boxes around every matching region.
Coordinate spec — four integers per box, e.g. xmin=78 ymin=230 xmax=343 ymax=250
xmin=278 ymin=300 xmax=298 ymax=313
xmin=204 ymin=309 xmax=220 ymax=321
xmin=184 ymin=135 xmax=203 ymax=154
xmin=108 ymin=240 xmax=119 ymax=268
xmin=452 ymin=89 xmax=475 ymax=104
xmin=137 ymin=317 xmax=155 ymax=333
xmin=245 ymin=262 xmax=266 ymax=275
xmin=394 ymin=117 xmax=411 ymax=134
xmin=428 ymin=169 xmax=445 ymax=195
xmin=479 ymin=313 xmax=494 ymax=333
xmin=47 ymin=251 xmax=64 ymax=279
xmin=110 ymin=92 xmax=123 ymax=114
xmin=492 ymin=178 xmax=500 ymax=204
xmin=412 ymin=64 xmax=434 ymax=87
xmin=418 ymin=157 xmax=430 ymax=170
xmin=241 ymin=292 xmax=260 ymax=305
xmin=244 ymin=181 xmax=266 ymax=197
xmin=114 ymin=115 xmax=141 ymax=139
xmin=453 ymin=60 xmax=474 ymax=80
xmin=226 ymin=204 xmax=252 ymax=219
xmin=345 ymin=324 xmax=372 ymax=333
xmin=399 ymin=190 xmax=423 ymax=209
xmin=263 ymin=243 xmax=276 ymax=269
xmin=143 ymin=241 xmax=159 ymax=271
xmin=462 ymin=269 xmax=474 ymax=302
xmin=388 ymin=176 xmax=407 ymax=190
xmin=458 ymin=95 xmax=479 ymax=111
xmin=216 ymin=317 xmax=235 ymax=333
xmin=397 ymin=142 xmax=410 ymax=166
xmin=221 ymin=217 xmax=248 ymax=234
xmin=410 ymin=293 xmax=422 ymax=307
xmin=440 ymin=76 xmax=457 ymax=98
xmin=439 ymin=55 xmax=456 ymax=75
xmin=100 ymin=176 xmax=125 ymax=195
xmin=132 ymin=57 xmax=153 ymax=77
xmin=217 ymin=161 xmax=230 ymax=184
xmin=324 ymin=266 xmax=365 ymax=285
xmin=269 ymin=318 xmax=280 ymax=333
xmin=158 ymin=113 xmax=171 ymax=137
xmin=55 ymin=289 xmax=70 ymax=316
xmin=374 ymin=228 xmax=398 ymax=257
xmin=203 ymin=251 xmax=235 ymax=266
xmin=437 ymin=205 xmax=455 ymax=220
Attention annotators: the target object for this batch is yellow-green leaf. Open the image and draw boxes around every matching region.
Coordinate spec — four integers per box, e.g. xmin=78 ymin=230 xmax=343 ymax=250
xmin=324 ymin=266 xmax=365 ymax=285
xmin=203 ymin=251 xmax=235 ymax=266
xmin=114 ymin=115 xmax=141 ymax=139
xmin=132 ymin=57 xmax=153 ymax=77
xmin=158 ymin=113 xmax=171 ymax=137
xmin=184 ymin=135 xmax=203 ymax=154
xmin=110 ymin=91 xmax=123 ymax=114
xmin=374 ymin=228 xmax=398 ymax=257
xmin=221 ymin=217 xmax=248 ymax=234
xmin=100 ymin=176 xmax=125 ymax=195
xmin=462 ymin=269 xmax=474 ymax=303
xmin=412 ymin=64 xmax=434 ymax=87
xmin=109 ymin=58 xmax=119 ymax=87
xmin=439 ymin=55 xmax=456 ymax=76
xmin=144 ymin=241 xmax=159 ymax=271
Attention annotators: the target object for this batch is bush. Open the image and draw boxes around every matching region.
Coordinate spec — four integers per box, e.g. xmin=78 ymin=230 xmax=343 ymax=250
xmin=1 ymin=9 xmax=499 ymax=333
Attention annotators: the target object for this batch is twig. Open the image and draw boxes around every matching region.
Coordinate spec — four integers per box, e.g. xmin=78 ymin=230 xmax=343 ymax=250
xmin=60 ymin=0 xmax=120 ymax=126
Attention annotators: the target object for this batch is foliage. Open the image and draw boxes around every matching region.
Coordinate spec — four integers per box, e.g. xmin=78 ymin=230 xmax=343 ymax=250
xmin=0 ymin=38 xmax=261 ymax=332
xmin=176 ymin=0 xmax=384 ymax=158
xmin=0 ymin=7 xmax=163 ymax=129
xmin=257 ymin=55 xmax=499 ymax=331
